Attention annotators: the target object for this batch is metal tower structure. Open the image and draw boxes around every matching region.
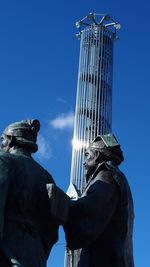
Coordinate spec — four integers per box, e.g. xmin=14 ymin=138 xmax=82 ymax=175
xmin=65 ymin=13 xmax=120 ymax=267
xmin=71 ymin=13 xmax=120 ymax=194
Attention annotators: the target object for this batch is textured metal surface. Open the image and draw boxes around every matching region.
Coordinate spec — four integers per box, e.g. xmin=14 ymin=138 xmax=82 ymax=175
xmin=65 ymin=13 xmax=119 ymax=267
xmin=71 ymin=23 xmax=114 ymax=194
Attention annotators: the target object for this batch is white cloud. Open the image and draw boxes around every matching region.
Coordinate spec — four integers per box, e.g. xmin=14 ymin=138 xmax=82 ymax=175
xmin=50 ymin=112 xmax=74 ymax=130
xmin=36 ymin=134 xmax=52 ymax=160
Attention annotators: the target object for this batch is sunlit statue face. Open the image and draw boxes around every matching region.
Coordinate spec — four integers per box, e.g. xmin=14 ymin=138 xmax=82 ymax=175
xmin=0 ymin=134 xmax=11 ymax=152
xmin=84 ymin=147 xmax=98 ymax=181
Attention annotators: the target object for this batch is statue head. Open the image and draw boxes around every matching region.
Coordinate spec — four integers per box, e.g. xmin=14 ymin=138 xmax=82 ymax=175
xmin=1 ymin=119 xmax=40 ymax=154
xmin=84 ymin=134 xmax=124 ymax=180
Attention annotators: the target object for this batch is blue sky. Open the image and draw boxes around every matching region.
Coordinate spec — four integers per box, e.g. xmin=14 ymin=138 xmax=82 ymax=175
xmin=0 ymin=0 xmax=149 ymax=266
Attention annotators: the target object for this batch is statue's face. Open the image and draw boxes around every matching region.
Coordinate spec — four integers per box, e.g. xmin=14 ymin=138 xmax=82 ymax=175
xmin=84 ymin=147 xmax=98 ymax=179
xmin=0 ymin=134 xmax=11 ymax=152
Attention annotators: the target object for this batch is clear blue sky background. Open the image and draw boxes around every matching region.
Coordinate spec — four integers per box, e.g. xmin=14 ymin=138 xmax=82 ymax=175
xmin=0 ymin=1 xmax=149 ymax=266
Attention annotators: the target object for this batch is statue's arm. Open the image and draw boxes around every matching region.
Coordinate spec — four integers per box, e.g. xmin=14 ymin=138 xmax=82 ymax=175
xmin=69 ymin=175 xmax=117 ymax=219
xmin=64 ymin=174 xmax=119 ymax=249
xmin=77 ymin=184 xmax=118 ymax=243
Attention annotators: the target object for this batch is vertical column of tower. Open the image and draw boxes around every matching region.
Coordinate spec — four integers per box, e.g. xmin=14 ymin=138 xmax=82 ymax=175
xmin=71 ymin=23 xmax=115 ymax=194
xmin=65 ymin=14 xmax=120 ymax=267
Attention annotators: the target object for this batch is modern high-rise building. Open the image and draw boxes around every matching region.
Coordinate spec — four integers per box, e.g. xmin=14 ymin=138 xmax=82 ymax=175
xmin=65 ymin=13 xmax=120 ymax=267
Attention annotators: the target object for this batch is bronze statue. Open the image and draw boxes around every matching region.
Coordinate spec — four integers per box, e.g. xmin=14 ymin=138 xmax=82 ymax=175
xmin=64 ymin=134 xmax=134 ymax=267
xmin=0 ymin=119 xmax=69 ymax=267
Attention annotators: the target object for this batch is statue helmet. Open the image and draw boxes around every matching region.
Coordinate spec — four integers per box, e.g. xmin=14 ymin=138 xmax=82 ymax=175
xmin=89 ymin=134 xmax=124 ymax=165
xmin=3 ymin=119 xmax=40 ymax=153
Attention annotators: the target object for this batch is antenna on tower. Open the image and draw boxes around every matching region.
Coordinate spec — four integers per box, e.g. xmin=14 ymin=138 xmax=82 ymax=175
xmin=76 ymin=13 xmax=121 ymax=39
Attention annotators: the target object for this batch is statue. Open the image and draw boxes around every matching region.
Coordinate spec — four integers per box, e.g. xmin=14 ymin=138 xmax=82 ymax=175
xmin=64 ymin=134 xmax=134 ymax=267
xmin=0 ymin=119 xmax=69 ymax=267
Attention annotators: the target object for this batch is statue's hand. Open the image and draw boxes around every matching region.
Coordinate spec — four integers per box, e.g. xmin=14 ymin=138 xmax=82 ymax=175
xmin=66 ymin=183 xmax=80 ymax=200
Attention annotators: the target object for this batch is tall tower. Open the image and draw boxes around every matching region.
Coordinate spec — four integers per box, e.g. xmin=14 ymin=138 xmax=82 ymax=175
xmin=65 ymin=13 xmax=120 ymax=267
xmin=71 ymin=13 xmax=120 ymax=194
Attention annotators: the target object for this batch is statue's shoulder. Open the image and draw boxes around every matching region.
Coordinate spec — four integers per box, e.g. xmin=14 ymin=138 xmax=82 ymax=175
xmin=104 ymin=162 xmax=125 ymax=190
xmin=0 ymin=151 xmax=14 ymax=163
xmin=93 ymin=162 xmax=115 ymax=184
xmin=0 ymin=152 xmax=16 ymax=176
xmin=32 ymin=159 xmax=55 ymax=184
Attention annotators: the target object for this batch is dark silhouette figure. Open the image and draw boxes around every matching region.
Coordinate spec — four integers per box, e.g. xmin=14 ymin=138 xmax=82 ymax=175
xmin=64 ymin=134 xmax=134 ymax=267
xmin=0 ymin=119 xmax=68 ymax=267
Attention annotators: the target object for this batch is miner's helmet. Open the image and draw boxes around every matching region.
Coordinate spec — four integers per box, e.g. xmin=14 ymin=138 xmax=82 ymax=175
xmin=89 ymin=134 xmax=124 ymax=165
xmin=3 ymin=119 xmax=40 ymax=153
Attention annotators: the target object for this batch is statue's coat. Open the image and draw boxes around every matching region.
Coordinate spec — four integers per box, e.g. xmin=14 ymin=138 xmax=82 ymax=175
xmin=64 ymin=162 xmax=134 ymax=267
xmin=0 ymin=151 xmax=59 ymax=267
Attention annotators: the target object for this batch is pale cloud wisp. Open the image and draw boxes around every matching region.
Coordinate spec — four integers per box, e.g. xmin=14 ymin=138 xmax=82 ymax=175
xmin=36 ymin=134 xmax=52 ymax=160
xmin=50 ymin=112 xmax=74 ymax=130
